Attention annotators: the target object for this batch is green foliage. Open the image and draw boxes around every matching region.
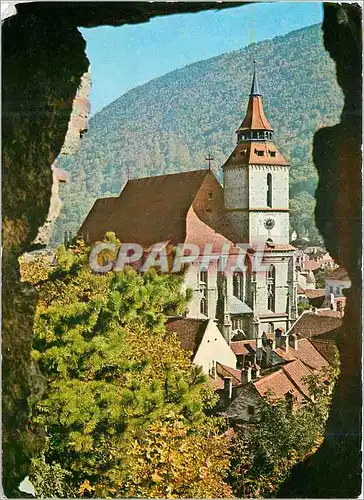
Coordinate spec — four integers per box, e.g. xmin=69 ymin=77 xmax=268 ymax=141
xmin=28 ymin=237 xmax=231 ymax=497
xmin=229 ymin=364 xmax=339 ymax=498
xmin=290 ymin=191 xmax=324 ymax=244
xmin=52 ymin=24 xmax=343 ymax=246
xmin=29 ymin=453 xmax=73 ymax=498
xmin=315 ymin=267 xmax=334 ymax=288
xmin=298 ymin=300 xmax=312 ymax=314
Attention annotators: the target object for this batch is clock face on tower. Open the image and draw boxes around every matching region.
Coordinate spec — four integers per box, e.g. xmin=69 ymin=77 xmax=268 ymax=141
xmin=264 ymin=217 xmax=275 ymax=230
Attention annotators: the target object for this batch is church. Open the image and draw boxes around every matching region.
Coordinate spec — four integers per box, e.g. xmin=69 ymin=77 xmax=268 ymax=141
xmin=79 ymin=65 xmax=298 ymax=343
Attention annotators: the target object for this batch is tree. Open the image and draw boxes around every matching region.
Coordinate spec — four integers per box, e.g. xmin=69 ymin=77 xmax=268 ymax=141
xmin=27 ymin=237 xmax=232 ymax=498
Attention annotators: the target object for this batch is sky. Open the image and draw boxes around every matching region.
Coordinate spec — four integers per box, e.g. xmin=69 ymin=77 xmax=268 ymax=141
xmin=80 ymin=2 xmax=323 ymax=115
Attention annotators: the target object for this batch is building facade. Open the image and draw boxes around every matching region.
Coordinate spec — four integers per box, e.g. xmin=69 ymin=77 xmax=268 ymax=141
xmin=79 ymin=65 xmax=298 ymax=344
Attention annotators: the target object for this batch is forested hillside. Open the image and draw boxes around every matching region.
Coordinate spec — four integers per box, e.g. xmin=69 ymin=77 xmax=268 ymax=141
xmin=53 ymin=23 xmax=343 ymax=245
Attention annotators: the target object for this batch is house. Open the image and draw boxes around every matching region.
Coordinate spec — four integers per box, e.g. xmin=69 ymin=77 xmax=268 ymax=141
xmin=78 ymin=63 xmax=298 ymax=342
xmin=303 ymin=289 xmax=326 ymax=308
xmin=325 ymin=267 xmax=351 ymax=299
xmin=165 ymin=317 xmax=237 ymax=375
xmin=297 ymin=270 xmax=316 ymax=290
xmin=167 ymin=314 xmax=331 ymax=424
xmin=220 ymin=355 xmax=327 ymax=424
xmin=286 ymin=309 xmax=342 ymax=363
xmin=319 ymin=251 xmax=337 ymax=269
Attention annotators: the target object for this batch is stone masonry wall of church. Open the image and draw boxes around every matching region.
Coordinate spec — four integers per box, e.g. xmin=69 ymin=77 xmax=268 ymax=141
xmin=249 ymin=211 xmax=289 ymax=243
xmin=255 ymin=260 xmax=289 ymax=314
xmin=224 ymin=166 xmax=249 ymax=210
xmin=248 ymin=165 xmax=289 ymax=208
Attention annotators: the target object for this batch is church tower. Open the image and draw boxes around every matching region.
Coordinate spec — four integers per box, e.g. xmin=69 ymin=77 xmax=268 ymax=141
xmin=222 ymin=63 xmax=297 ymax=336
xmin=222 ymin=62 xmax=290 ymax=245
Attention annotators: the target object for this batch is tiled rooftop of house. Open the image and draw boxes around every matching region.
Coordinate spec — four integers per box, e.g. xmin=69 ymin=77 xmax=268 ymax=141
xmin=325 ymin=267 xmax=350 ymax=281
xmin=288 ymin=311 xmax=343 ymax=339
xmin=165 ymin=317 xmax=208 ymax=357
xmin=275 ymin=338 xmax=330 ymax=371
xmin=304 ymin=289 xmax=326 ymax=299
xmin=253 ymin=365 xmax=306 ymax=403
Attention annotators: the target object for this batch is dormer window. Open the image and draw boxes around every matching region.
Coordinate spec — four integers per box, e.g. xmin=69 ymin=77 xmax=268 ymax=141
xmin=254 ymin=149 xmax=264 ymax=157
xmin=208 ymin=192 xmax=213 ymax=200
xmin=269 ymin=150 xmax=276 ymax=157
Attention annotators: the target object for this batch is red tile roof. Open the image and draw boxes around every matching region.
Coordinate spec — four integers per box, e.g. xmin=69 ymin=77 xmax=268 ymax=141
xmin=253 ymin=369 xmax=305 ymax=403
xmin=263 ymin=243 xmax=297 ymax=252
xmin=165 ymin=317 xmax=208 ymax=358
xmin=230 ymin=340 xmax=251 ymax=356
xmin=216 ymin=362 xmax=242 ymax=386
xmin=239 ymin=95 xmax=273 ymax=131
xmin=302 ymin=261 xmax=322 ymax=272
xmin=304 ymin=289 xmax=326 ymax=299
xmin=288 ymin=311 xmax=343 ymax=339
xmin=317 ymin=309 xmax=343 ymax=318
xmin=209 ymin=363 xmax=242 ymax=390
xmin=311 ymin=339 xmax=338 ymax=365
xmin=282 ymin=359 xmax=313 ymax=399
xmin=79 ymin=169 xmax=241 ymax=249
xmin=297 ymin=284 xmax=305 ymax=294
xmin=325 ymin=267 xmax=350 ymax=281
xmin=276 ymin=338 xmax=329 ymax=372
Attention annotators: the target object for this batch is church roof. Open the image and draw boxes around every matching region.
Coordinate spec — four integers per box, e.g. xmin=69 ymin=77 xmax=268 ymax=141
xmin=223 ymin=141 xmax=290 ymax=167
xmin=238 ymin=94 xmax=273 ymax=132
xmin=223 ymin=63 xmax=289 ymax=169
xmin=250 ymin=61 xmax=261 ymax=96
xmin=237 ymin=63 xmax=272 ymax=131
xmin=230 ymin=296 xmax=253 ymax=315
xmin=79 ymin=169 xmax=239 ymax=247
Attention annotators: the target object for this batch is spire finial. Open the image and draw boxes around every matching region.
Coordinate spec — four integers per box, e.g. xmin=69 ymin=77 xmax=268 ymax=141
xmin=250 ymin=60 xmax=261 ymax=96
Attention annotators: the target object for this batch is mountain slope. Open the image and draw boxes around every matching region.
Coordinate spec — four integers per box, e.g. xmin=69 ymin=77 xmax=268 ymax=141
xmin=53 ymin=23 xmax=343 ymax=245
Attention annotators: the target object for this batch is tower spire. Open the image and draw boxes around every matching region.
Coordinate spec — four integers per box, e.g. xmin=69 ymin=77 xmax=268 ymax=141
xmin=250 ymin=60 xmax=261 ymax=96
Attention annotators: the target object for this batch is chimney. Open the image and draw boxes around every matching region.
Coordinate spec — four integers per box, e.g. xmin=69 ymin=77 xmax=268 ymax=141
xmin=266 ymin=339 xmax=275 ymax=366
xmin=223 ymin=377 xmax=233 ymax=406
xmin=252 ymin=364 xmax=261 ymax=379
xmin=337 ymin=300 xmax=344 ymax=317
xmin=255 ymin=335 xmax=263 ymax=351
xmin=289 ymin=333 xmax=298 ymax=350
xmin=210 ymin=360 xmax=217 ymax=380
xmin=330 ymin=293 xmax=335 ymax=310
xmin=284 ymin=334 xmax=289 ymax=353
xmin=270 ymin=334 xmax=276 ymax=351
xmin=241 ymin=364 xmax=252 ymax=385
xmin=275 ymin=328 xmax=285 ymax=348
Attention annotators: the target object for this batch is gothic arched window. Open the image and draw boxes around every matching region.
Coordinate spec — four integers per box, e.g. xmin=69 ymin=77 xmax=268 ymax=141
xmin=233 ymin=271 xmax=244 ymax=301
xmin=200 ymin=297 xmax=207 ymax=316
xmin=267 ymin=264 xmax=275 ymax=311
xmin=199 ymin=268 xmax=208 ymax=316
xmin=267 ymin=173 xmax=273 ymax=208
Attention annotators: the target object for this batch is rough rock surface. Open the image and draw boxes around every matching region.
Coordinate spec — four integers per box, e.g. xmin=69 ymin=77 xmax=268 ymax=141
xmin=2 ymin=14 xmax=89 ymax=496
xmin=34 ymin=71 xmax=91 ymax=246
xmin=278 ymin=4 xmax=362 ymax=497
